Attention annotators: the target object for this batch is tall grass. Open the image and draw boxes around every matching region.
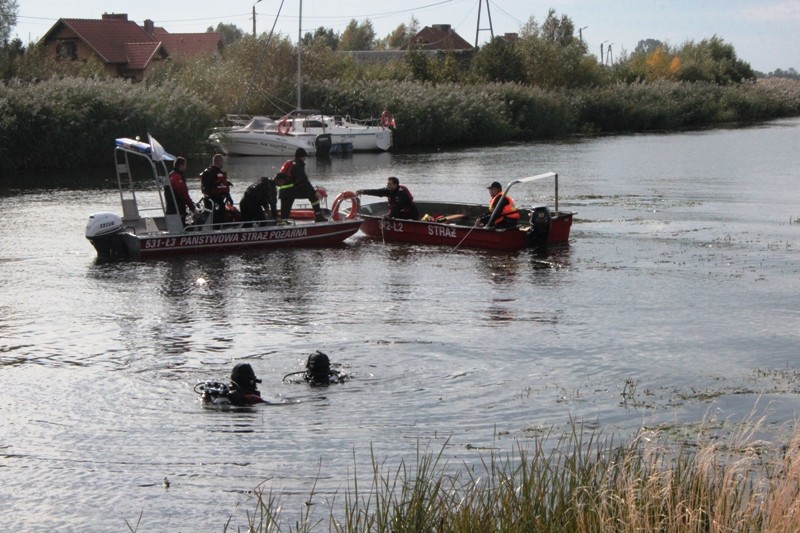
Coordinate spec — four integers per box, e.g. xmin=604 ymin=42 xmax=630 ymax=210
xmin=301 ymin=78 xmax=800 ymax=147
xmin=0 ymin=77 xmax=216 ymax=172
xmin=3 ymin=75 xmax=800 ymax=172
xmin=236 ymin=417 xmax=800 ymax=532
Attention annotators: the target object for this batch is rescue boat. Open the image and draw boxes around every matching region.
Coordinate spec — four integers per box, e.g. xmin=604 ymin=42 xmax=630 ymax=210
xmin=357 ymin=173 xmax=573 ymax=251
xmin=85 ymin=136 xmax=361 ymax=259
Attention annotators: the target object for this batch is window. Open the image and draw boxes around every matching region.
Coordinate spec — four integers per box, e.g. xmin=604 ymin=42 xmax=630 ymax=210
xmin=56 ymin=40 xmax=78 ymax=61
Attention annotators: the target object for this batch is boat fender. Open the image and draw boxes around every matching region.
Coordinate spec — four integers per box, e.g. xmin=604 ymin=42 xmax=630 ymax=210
xmin=330 ymin=191 xmax=359 ymax=221
xmin=277 ymin=118 xmax=290 ymax=135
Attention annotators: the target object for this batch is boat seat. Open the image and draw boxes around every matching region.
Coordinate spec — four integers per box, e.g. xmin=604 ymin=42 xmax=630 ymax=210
xmin=144 ymin=218 xmax=160 ymax=234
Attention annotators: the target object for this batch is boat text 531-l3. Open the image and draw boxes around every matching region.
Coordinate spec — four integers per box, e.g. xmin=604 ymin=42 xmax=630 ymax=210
xmin=85 ymin=136 xmax=361 ymax=259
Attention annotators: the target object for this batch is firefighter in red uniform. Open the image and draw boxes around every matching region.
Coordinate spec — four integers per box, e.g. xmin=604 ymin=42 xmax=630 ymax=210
xmin=164 ymin=156 xmax=197 ymax=225
xmin=478 ymin=181 xmax=520 ymax=228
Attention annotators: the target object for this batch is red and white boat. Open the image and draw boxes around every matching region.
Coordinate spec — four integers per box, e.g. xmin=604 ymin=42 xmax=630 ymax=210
xmin=357 ymin=173 xmax=573 ymax=251
xmin=85 ymin=137 xmax=361 ymax=259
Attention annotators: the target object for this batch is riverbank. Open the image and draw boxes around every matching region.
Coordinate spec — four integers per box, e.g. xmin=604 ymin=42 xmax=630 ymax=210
xmin=226 ymin=414 xmax=799 ymax=532
xmin=3 ymin=77 xmax=800 ymax=173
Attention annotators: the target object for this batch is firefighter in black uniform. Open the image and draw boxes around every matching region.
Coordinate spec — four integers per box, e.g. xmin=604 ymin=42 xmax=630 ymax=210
xmin=200 ymin=153 xmax=234 ymax=226
xmin=239 ymin=175 xmax=282 ymax=224
xmin=277 ymin=148 xmax=327 ymax=222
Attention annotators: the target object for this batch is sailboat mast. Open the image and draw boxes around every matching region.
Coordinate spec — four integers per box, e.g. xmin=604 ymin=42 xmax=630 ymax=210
xmin=296 ymin=0 xmax=302 ymax=110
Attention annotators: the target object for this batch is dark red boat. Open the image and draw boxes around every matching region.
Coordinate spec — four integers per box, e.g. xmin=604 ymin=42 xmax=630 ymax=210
xmin=357 ymin=173 xmax=573 ymax=251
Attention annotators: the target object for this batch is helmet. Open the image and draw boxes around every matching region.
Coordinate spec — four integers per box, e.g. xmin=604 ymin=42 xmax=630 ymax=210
xmin=231 ymin=363 xmax=261 ymax=391
xmin=295 ymin=147 xmax=308 ymax=158
xmin=304 ymin=351 xmax=331 ymax=386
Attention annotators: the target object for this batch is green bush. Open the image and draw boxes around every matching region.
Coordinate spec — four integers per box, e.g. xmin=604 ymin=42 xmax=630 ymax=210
xmin=2 ymin=74 xmax=799 ymax=172
xmin=0 ymin=77 xmax=216 ymax=172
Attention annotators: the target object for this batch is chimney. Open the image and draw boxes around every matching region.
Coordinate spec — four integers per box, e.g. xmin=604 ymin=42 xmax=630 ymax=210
xmin=432 ymin=24 xmax=452 ymax=32
xmin=144 ymin=19 xmax=155 ymax=34
xmin=102 ymin=13 xmax=129 ymax=21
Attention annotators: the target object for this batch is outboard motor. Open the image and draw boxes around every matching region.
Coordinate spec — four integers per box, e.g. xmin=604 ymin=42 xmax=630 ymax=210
xmin=528 ymin=206 xmax=552 ymax=247
xmin=304 ymin=350 xmax=331 ymax=386
xmin=85 ymin=212 xmax=127 ymax=257
xmin=315 ymin=133 xmax=333 ymax=155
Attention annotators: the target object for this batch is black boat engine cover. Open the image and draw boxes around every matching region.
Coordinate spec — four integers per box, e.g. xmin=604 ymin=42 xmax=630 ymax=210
xmin=528 ymin=206 xmax=551 ymax=247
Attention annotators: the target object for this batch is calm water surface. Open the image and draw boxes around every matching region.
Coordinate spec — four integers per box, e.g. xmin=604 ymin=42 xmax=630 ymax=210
xmin=2 ymin=119 xmax=800 ymax=531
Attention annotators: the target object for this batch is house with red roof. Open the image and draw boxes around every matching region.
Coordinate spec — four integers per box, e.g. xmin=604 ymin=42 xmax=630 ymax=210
xmin=39 ymin=13 xmax=222 ymax=81
xmin=405 ymin=24 xmax=473 ymax=52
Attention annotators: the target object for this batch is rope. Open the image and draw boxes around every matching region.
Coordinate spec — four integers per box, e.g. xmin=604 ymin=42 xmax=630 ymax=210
xmin=450 ymin=221 xmax=480 ymax=253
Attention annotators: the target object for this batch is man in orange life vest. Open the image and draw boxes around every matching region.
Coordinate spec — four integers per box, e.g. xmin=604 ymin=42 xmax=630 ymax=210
xmin=478 ymin=181 xmax=520 ymax=228
xmin=277 ymin=148 xmax=327 ymax=222
xmin=356 ymin=176 xmax=419 ymax=220
xmin=200 ymin=153 xmax=234 ymax=225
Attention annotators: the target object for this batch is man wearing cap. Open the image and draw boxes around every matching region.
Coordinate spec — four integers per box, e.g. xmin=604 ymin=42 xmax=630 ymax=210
xmin=276 ymin=148 xmax=327 ymax=222
xmin=477 ymin=181 xmax=520 ymax=228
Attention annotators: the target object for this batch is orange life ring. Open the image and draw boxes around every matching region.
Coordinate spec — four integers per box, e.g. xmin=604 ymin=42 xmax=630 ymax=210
xmin=277 ymin=118 xmax=290 ymax=135
xmin=330 ymin=191 xmax=359 ymax=221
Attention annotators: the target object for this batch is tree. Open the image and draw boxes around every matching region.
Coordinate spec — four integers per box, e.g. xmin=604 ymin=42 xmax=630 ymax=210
xmin=471 ymin=37 xmax=525 ymax=83
xmin=634 ymin=39 xmax=664 ymax=56
xmin=14 ymin=43 xmax=108 ymax=81
xmin=0 ymin=0 xmax=17 ymax=44
xmin=516 ymin=10 xmax=600 ymax=88
xmin=0 ymin=35 xmax=22 ymax=80
xmin=210 ymin=22 xmax=244 ymax=45
xmin=302 ymin=27 xmax=339 ymax=50
xmin=540 ymin=8 xmax=577 ymax=47
xmin=677 ymin=35 xmax=753 ymax=83
xmin=404 ymin=45 xmax=432 ymax=82
xmin=384 ymin=17 xmax=420 ymax=50
xmin=339 ymin=19 xmax=376 ymax=51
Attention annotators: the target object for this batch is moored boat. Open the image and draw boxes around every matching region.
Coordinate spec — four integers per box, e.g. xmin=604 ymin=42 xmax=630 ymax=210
xmin=85 ymin=136 xmax=361 ymax=259
xmin=276 ymin=109 xmax=392 ymax=152
xmin=357 ymin=173 xmax=573 ymax=251
xmin=207 ymin=115 xmax=331 ymax=157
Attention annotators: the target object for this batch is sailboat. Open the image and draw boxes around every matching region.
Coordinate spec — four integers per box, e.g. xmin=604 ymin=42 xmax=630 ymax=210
xmin=208 ymin=0 xmax=391 ymax=155
xmin=276 ymin=1 xmax=392 ymax=152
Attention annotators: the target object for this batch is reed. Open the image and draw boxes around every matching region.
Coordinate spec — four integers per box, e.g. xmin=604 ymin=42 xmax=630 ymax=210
xmin=3 ymin=74 xmax=800 ymax=171
xmin=0 ymin=77 xmax=216 ymax=172
xmin=238 ymin=416 xmax=800 ymax=532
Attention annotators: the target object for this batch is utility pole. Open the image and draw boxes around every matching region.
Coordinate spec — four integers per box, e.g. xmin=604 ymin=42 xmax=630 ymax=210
xmin=474 ymin=0 xmax=494 ymax=47
xmin=252 ymin=0 xmax=262 ymax=38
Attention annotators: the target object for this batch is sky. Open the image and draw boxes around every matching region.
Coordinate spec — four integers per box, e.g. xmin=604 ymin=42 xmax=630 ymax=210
xmin=12 ymin=0 xmax=800 ymax=73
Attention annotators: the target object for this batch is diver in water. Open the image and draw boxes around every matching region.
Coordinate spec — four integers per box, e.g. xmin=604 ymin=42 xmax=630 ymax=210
xmin=283 ymin=351 xmax=348 ymax=386
xmin=195 ymin=363 xmax=267 ymax=406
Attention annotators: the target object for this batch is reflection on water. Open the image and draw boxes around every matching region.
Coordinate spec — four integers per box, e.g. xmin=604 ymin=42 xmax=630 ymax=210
xmin=2 ymin=119 xmax=800 ymax=530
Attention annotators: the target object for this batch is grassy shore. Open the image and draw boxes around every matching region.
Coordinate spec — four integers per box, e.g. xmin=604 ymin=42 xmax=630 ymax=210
xmin=220 ymin=414 xmax=799 ymax=533
xmin=3 ymin=77 xmax=800 ymax=173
